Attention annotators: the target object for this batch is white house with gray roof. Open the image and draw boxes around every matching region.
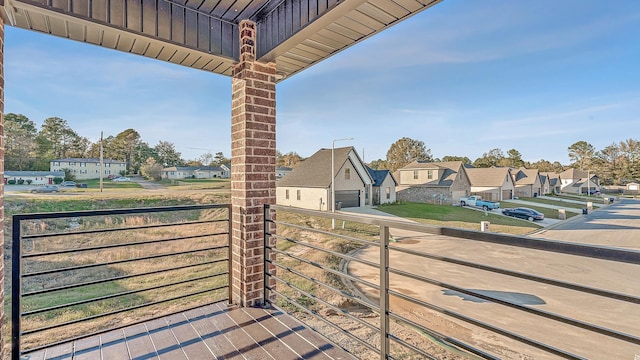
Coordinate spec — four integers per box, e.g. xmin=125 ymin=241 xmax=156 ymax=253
xmin=276 ymin=147 xmax=373 ymax=210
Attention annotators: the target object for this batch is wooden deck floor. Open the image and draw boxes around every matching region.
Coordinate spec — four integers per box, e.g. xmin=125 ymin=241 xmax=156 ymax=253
xmin=23 ymin=302 xmax=358 ymax=360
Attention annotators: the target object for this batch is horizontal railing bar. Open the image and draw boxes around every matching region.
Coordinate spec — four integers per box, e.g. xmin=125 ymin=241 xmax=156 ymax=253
xmin=23 ymin=272 xmax=228 ymax=316
xmin=272 ymin=221 xmax=378 ymax=247
xmin=22 ymin=300 xmax=232 ymax=354
xmin=388 ymin=290 xmax=585 ymax=360
xmin=269 ymin=205 xmax=640 ymax=264
xmin=386 ymin=333 xmax=443 ymax=360
xmin=22 ymin=232 xmax=227 ymax=258
xmin=388 ymin=243 xmax=640 ymax=304
xmin=267 ymin=248 xmax=381 ymax=291
xmin=388 ymin=267 xmax=640 ymax=345
xmin=268 ymin=274 xmax=379 ymax=332
xmin=269 ymin=289 xmax=379 ymax=354
xmin=269 ymin=233 xmax=381 ymax=269
xmin=23 ymin=245 xmax=228 ymax=277
xmin=21 ymin=218 xmax=227 ymax=240
xmin=14 ymin=204 xmax=230 ymax=221
xmin=23 ymin=259 xmax=228 ymax=297
xmin=388 ymin=314 xmax=501 ymax=360
xmin=269 ymin=261 xmax=378 ymax=312
xmin=22 ymin=285 xmax=228 ymax=336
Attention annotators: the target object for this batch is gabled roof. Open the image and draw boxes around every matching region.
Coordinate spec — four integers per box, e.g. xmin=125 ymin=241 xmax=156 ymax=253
xmin=277 ymin=147 xmax=372 ymax=188
xmin=163 ymin=166 xmax=199 ymax=172
xmin=466 ymin=167 xmax=512 ymax=187
xmin=366 ymin=167 xmax=397 ymax=187
xmin=559 ymin=168 xmax=589 ymax=180
xmin=197 ymin=166 xmax=224 ymax=171
xmin=513 ymin=168 xmax=540 ymax=185
xmin=400 ymin=160 xmax=465 ymax=188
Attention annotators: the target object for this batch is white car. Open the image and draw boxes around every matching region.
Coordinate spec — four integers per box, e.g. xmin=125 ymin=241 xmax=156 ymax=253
xmin=112 ymin=177 xmax=131 ymax=182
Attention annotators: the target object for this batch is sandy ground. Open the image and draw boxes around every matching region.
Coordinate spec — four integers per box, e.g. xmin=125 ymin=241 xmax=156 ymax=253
xmin=341 ymin=201 xmax=639 ymax=359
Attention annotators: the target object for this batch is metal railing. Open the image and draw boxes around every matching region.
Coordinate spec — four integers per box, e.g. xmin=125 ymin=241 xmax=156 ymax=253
xmin=264 ymin=204 xmax=640 ymax=360
xmin=12 ymin=204 xmax=232 ymax=360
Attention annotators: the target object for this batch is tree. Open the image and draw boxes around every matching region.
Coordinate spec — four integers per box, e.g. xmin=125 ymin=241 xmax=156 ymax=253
xmin=38 ymin=117 xmax=86 ymax=159
xmin=567 ymin=141 xmax=595 ymax=171
xmin=4 ymin=113 xmax=38 ymax=170
xmin=597 ymin=143 xmax=624 ymax=185
xmin=140 ymin=157 xmax=163 ymax=181
xmin=504 ymin=149 xmax=524 ymax=168
xmin=214 ymin=152 xmax=230 ymax=166
xmin=154 ymin=141 xmax=183 ymax=167
xmin=441 ymin=155 xmax=471 ymax=164
xmin=277 ymin=151 xmax=303 ymax=168
xmin=473 ymin=148 xmax=504 ymax=168
xmin=112 ymin=129 xmax=142 ymax=172
xmin=198 ymin=152 xmax=215 ymax=166
xmin=367 ymin=159 xmax=388 ymax=170
xmin=385 ymin=137 xmax=432 ymax=172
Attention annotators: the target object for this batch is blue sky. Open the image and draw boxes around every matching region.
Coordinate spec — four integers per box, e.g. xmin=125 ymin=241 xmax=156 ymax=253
xmin=5 ymin=0 xmax=640 ymax=164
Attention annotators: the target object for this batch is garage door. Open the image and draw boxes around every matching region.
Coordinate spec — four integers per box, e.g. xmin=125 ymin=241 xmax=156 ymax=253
xmin=451 ymin=190 xmax=467 ymax=203
xmin=502 ymin=189 xmax=512 ymax=200
xmin=335 ymin=190 xmax=360 ymax=208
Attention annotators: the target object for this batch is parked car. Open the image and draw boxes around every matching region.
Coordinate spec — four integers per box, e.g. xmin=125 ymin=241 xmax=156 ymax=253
xmin=60 ymin=181 xmax=77 ymax=187
xmin=112 ymin=177 xmax=131 ymax=182
xmin=502 ymin=207 xmax=544 ymax=221
xmin=107 ymin=174 xmax=118 ymax=179
xmin=459 ymin=195 xmax=500 ymax=210
xmin=30 ymin=185 xmax=60 ymax=193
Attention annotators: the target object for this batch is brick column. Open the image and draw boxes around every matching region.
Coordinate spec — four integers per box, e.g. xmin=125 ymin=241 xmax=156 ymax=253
xmin=231 ymin=20 xmax=276 ymax=307
xmin=0 ymin=14 xmax=5 ymax=359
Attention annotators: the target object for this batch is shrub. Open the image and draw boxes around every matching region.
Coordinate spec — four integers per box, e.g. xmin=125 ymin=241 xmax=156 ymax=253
xmin=17 ymin=179 xmax=25 ymax=185
xmin=26 ymin=179 xmax=33 ymax=185
xmin=53 ymin=177 xmax=64 ymax=184
xmin=7 ymin=180 xmax=16 ymax=185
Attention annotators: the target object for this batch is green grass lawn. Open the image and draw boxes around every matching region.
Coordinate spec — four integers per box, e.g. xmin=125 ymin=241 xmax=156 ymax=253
xmin=80 ymin=179 xmax=142 ymax=189
xmin=377 ymin=202 xmax=541 ymax=235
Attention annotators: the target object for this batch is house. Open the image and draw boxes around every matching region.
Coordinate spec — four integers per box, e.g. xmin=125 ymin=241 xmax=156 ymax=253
xmin=626 ymin=182 xmax=639 ymax=191
xmin=50 ymin=158 xmax=127 ymax=180
xmin=512 ymin=167 xmax=542 ymax=198
xmin=220 ymin=164 xmax=231 ymax=178
xmin=162 ymin=166 xmax=226 ymax=179
xmin=395 ymin=161 xmax=471 ymax=204
xmin=465 ymin=167 xmax=514 ymax=201
xmin=540 ymin=172 xmax=562 ymax=194
xmin=276 ymin=166 xmax=292 ymax=179
xmin=276 ymin=147 xmax=373 ymax=210
xmin=4 ymin=171 xmax=65 ymax=185
xmin=366 ymin=167 xmax=397 ymax=205
xmin=559 ymin=168 xmax=600 ymax=194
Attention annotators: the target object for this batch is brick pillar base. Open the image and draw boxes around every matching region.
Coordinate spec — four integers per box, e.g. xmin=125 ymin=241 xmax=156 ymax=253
xmin=0 ymin=14 xmax=5 ymax=359
xmin=231 ymin=20 xmax=276 ymax=307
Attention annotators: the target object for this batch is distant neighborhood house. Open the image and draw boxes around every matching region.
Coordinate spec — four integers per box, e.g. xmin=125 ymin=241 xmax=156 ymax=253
xmin=395 ymin=161 xmax=471 ymax=204
xmin=4 ymin=171 xmax=65 ymax=185
xmin=466 ymin=167 xmax=514 ymax=201
xmin=162 ymin=166 xmax=227 ymax=179
xmin=366 ymin=167 xmax=397 ymax=205
xmin=276 ymin=147 xmax=373 ymax=210
xmin=559 ymin=168 xmax=600 ymax=194
xmin=512 ymin=167 xmax=542 ymax=198
xmin=50 ymin=158 xmax=127 ymax=180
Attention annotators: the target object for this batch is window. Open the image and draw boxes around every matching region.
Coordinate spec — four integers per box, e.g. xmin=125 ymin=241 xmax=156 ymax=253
xmin=80 ymin=163 xmax=86 ymax=167
xmin=296 ymin=190 xmax=301 ymax=200
xmin=105 ymin=163 xmax=111 ymax=167
xmin=286 ymin=189 xmax=290 ymax=200
xmin=53 ymin=162 xmax=60 ymax=166
xmin=413 ymin=170 xmax=419 ymax=180
xmin=386 ymin=187 xmax=391 ymax=200
xmin=345 ymin=168 xmax=350 ymax=180
xmin=427 ymin=170 xmax=433 ymax=180
xmin=69 ymin=162 xmax=76 ymax=166
xmin=80 ymin=170 xmax=87 ymax=174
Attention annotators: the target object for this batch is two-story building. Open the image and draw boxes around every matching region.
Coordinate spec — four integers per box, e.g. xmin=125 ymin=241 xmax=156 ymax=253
xmin=50 ymin=158 xmax=127 ymax=180
xmin=395 ymin=161 xmax=471 ymax=204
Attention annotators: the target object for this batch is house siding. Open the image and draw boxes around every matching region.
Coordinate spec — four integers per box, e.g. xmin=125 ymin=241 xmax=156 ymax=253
xmin=276 ymin=187 xmax=328 ymax=210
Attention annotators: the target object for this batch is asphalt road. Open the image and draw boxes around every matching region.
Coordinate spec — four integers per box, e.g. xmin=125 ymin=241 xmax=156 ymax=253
xmin=535 ymin=198 xmax=640 ymax=249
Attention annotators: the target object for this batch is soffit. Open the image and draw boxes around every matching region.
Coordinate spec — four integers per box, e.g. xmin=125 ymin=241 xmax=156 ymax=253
xmin=2 ymin=0 xmax=442 ymax=81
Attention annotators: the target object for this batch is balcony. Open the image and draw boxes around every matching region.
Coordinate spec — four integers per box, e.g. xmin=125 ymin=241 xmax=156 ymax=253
xmin=11 ymin=204 xmax=640 ymax=359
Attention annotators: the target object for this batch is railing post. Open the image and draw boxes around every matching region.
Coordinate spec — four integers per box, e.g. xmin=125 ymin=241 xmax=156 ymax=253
xmin=263 ymin=204 xmax=270 ymax=307
xmin=379 ymin=225 xmax=390 ymax=359
xmin=227 ymin=205 xmax=233 ymax=305
xmin=11 ymin=216 xmax=22 ymax=360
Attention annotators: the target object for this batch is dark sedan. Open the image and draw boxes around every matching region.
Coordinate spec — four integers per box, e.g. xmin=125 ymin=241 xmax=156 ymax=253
xmin=502 ymin=207 xmax=544 ymax=221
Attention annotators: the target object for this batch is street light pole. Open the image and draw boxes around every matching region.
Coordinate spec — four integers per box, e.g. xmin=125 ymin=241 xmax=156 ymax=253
xmin=331 ymin=137 xmax=353 ymax=229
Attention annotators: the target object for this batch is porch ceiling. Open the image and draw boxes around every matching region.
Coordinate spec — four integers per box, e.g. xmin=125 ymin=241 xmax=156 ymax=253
xmin=1 ymin=0 xmax=441 ymax=81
